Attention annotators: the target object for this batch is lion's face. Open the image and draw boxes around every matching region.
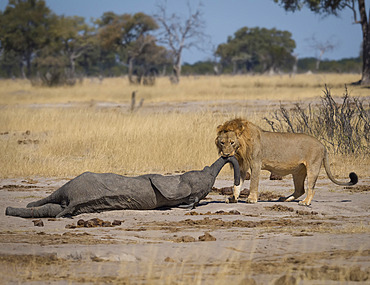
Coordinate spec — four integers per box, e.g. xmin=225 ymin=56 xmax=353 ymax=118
xmin=215 ymin=131 xmax=240 ymax=157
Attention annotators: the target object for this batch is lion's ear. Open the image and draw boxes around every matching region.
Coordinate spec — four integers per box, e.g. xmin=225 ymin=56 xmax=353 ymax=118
xmin=215 ymin=137 xmax=220 ymax=147
xmin=216 ymin=124 xmax=223 ymax=134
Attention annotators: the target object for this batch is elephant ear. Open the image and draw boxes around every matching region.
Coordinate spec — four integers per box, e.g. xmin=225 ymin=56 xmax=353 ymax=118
xmin=149 ymin=175 xmax=191 ymax=200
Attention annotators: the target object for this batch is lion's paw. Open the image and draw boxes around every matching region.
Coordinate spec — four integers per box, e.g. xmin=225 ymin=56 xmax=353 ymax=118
xmin=298 ymin=200 xmax=311 ymax=206
xmin=246 ymin=196 xmax=258 ymax=204
xmin=226 ymin=196 xmax=238 ymax=204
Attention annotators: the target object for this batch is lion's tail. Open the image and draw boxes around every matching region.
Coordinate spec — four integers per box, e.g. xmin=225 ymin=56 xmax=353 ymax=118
xmin=323 ymin=150 xmax=358 ymax=186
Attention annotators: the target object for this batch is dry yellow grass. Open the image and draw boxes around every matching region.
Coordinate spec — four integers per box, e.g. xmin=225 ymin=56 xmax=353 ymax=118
xmin=0 ymin=73 xmax=368 ymax=105
xmin=0 ymin=74 xmax=368 ymax=178
xmin=0 ymin=108 xmax=220 ymax=177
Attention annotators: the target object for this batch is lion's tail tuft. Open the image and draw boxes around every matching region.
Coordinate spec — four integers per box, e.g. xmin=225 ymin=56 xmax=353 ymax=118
xmin=323 ymin=151 xmax=358 ymax=186
xmin=349 ymin=172 xmax=358 ymax=185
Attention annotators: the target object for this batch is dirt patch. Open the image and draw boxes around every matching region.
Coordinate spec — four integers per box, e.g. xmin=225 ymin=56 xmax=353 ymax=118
xmin=212 ymin=186 xmax=250 ymax=197
xmin=233 ymin=250 xmax=370 ymax=282
xmin=265 ymin=204 xmax=295 ymax=212
xmin=0 ymin=184 xmax=40 ymax=191
xmin=295 ymin=209 xmax=319 ymax=216
xmin=344 ymin=185 xmax=370 ymax=193
xmin=32 ymin=219 xmax=44 ymax=227
xmin=65 ymin=218 xmax=123 ymax=229
xmin=17 ymin=139 xmax=40 ymax=145
xmin=1 ymin=177 xmax=369 ymax=284
xmin=0 ymin=253 xmax=63 ymax=266
xmin=212 ymin=187 xmax=282 ymax=201
xmin=259 ymin=191 xmax=284 ymax=201
xmin=186 ymin=210 xmax=241 ymax=216
xmin=173 ymin=235 xmax=196 ymax=243
xmin=146 ymin=217 xmax=327 ymax=232
xmin=198 ymin=232 xmax=217 ymax=241
xmin=0 ymin=231 xmax=115 ymax=246
xmin=304 ymin=265 xmax=369 ymax=282
xmin=172 ymin=232 xmax=217 ymax=243
xmin=265 ymin=204 xmax=319 ymax=216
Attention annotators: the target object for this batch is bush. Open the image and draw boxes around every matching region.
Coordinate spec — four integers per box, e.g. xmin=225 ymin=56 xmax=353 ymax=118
xmin=264 ymin=86 xmax=370 ymax=155
xmin=30 ymin=68 xmax=80 ymax=87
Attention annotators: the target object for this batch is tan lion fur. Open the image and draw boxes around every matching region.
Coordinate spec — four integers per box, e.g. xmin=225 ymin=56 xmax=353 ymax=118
xmin=215 ymin=118 xmax=357 ymax=205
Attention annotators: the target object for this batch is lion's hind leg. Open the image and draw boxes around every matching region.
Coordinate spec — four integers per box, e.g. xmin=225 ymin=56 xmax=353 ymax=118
xmin=299 ymin=163 xmax=321 ymax=206
xmin=283 ymin=167 xmax=306 ymax=202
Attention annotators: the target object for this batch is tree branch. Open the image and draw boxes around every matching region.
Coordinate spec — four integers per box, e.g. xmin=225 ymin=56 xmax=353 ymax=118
xmin=344 ymin=0 xmax=361 ymax=24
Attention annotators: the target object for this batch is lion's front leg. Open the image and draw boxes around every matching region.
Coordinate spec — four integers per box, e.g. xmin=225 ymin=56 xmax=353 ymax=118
xmin=247 ymin=162 xmax=261 ymax=203
xmin=227 ymin=169 xmax=248 ymax=203
xmin=226 ymin=179 xmax=242 ymax=203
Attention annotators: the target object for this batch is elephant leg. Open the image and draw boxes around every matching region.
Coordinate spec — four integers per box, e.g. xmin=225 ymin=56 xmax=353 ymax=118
xmin=285 ymin=167 xmax=307 ymax=202
xmin=6 ymin=204 xmax=63 ymax=218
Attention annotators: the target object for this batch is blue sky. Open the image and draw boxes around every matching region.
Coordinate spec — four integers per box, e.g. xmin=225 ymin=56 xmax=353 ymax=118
xmin=0 ymin=0 xmax=368 ymax=64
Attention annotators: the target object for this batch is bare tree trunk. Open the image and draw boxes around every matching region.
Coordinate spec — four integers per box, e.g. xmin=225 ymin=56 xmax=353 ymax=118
xmin=172 ymin=65 xmax=180 ymax=84
xmin=232 ymin=61 xmax=237 ymax=74
xmin=171 ymin=53 xmax=181 ymax=84
xmin=20 ymin=61 xmax=26 ymax=79
xmin=128 ymin=57 xmax=136 ymax=84
xmin=70 ymin=56 xmax=76 ymax=76
xmin=359 ymin=0 xmax=370 ymax=85
xmin=25 ymin=50 xmax=32 ymax=78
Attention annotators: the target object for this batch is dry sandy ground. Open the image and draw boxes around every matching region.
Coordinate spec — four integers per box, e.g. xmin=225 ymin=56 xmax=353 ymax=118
xmin=0 ymin=174 xmax=369 ymax=284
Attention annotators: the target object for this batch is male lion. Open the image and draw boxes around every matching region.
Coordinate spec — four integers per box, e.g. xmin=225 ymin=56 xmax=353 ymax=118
xmin=215 ymin=118 xmax=358 ymax=205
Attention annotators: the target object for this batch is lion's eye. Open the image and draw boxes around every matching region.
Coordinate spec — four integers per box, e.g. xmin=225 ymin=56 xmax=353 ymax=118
xmin=220 ymin=142 xmax=225 ymax=145
xmin=230 ymin=141 xmax=235 ymax=145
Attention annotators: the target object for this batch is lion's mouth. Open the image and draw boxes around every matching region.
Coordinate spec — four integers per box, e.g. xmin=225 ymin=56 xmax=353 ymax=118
xmin=221 ymin=151 xmax=234 ymax=157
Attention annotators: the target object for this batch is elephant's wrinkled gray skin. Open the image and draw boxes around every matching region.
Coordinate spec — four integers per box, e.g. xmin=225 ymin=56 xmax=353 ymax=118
xmin=6 ymin=156 xmax=240 ymax=218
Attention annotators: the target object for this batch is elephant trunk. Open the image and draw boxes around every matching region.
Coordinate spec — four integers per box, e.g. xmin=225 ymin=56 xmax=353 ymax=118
xmin=210 ymin=156 xmax=240 ymax=185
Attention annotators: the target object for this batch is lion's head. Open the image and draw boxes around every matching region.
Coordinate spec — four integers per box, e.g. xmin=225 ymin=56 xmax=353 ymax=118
xmin=215 ymin=118 xmax=246 ymax=158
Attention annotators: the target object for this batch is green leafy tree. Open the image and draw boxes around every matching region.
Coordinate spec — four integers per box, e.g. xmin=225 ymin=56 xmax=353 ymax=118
xmin=132 ymin=42 xmax=172 ymax=84
xmin=55 ymin=16 xmax=95 ymax=76
xmin=0 ymin=49 xmax=22 ymax=78
xmin=96 ymin=12 xmax=159 ymax=83
xmin=0 ymin=0 xmax=53 ymax=78
xmin=216 ymin=27 xmax=296 ymax=74
xmin=32 ymin=15 xmax=95 ymax=85
xmin=273 ymin=0 xmax=370 ymax=85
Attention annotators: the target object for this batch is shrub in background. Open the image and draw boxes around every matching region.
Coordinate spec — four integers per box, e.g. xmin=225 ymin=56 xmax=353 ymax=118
xmin=264 ymin=86 xmax=370 ymax=155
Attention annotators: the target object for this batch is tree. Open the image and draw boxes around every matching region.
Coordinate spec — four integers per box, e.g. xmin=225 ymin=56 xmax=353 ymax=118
xmin=155 ymin=1 xmax=208 ymax=83
xmin=55 ymin=16 xmax=94 ymax=76
xmin=132 ymin=42 xmax=172 ymax=84
xmin=216 ymin=27 xmax=296 ymax=74
xmin=32 ymin=15 xmax=95 ymax=86
xmin=306 ymin=35 xmax=337 ymax=70
xmin=0 ymin=0 xmax=53 ymax=78
xmin=96 ymin=12 xmax=159 ymax=83
xmin=273 ymin=0 xmax=370 ymax=85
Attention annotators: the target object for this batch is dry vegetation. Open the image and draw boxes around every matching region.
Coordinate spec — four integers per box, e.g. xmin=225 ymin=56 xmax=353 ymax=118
xmin=0 ymin=74 xmax=369 ymax=178
xmin=1 ymin=74 xmax=369 ymax=284
xmin=1 ymin=73 xmax=369 ymax=105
